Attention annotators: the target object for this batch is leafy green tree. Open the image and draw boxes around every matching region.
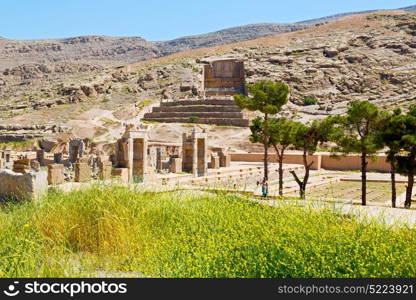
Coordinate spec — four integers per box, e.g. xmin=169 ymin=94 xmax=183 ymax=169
xmin=234 ymin=80 xmax=290 ymax=181
xmin=269 ymin=118 xmax=299 ymax=196
xmin=332 ymin=100 xmax=384 ymax=206
xmin=376 ymin=108 xmax=403 ymax=208
xmin=395 ymin=106 xmax=416 ymax=208
xmin=250 ymin=117 xmax=298 ymax=196
xmin=290 ymin=118 xmax=336 ymax=199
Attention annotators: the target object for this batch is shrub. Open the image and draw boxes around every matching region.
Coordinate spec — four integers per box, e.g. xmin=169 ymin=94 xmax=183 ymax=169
xmin=303 ymin=96 xmax=318 ymax=106
xmin=135 ymin=99 xmax=152 ymax=110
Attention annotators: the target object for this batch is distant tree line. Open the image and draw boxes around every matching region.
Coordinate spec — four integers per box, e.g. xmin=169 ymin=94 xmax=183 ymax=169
xmin=235 ymin=80 xmax=416 ymax=208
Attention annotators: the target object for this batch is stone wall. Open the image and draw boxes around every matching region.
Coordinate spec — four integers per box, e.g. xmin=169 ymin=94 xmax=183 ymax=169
xmin=143 ymin=112 xmax=244 ymax=119
xmin=203 ymin=59 xmax=245 ymax=96
xmin=230 ymin=152 xmax=391 ymax=172
xmin=0 ymin=169 xmax=48 ymax=200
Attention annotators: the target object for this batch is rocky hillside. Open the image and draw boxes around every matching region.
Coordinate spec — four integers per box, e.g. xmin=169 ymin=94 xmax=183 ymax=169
xmin=297 ymin=4 xmax=416 ymax=25
xmin=155 ymin=23 xmax=309 ymax=55
xmin=0 ymin=36 xmax=160 ymax=71
xmin=0 ymin=24 xmax=311 ymax=72
xmin=1 ymin=11 xmax=416 ymax=151
xmin=0 ymin=4 xmax=414 ymax=78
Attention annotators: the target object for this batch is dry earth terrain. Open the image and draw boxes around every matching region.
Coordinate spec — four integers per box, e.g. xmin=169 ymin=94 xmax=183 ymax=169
xmin=1 ymin=11 xmax=416 ymax=152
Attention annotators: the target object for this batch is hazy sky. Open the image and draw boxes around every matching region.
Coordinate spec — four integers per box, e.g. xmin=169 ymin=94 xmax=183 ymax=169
xmin=1 ymin=0 xmax=415 ymax=40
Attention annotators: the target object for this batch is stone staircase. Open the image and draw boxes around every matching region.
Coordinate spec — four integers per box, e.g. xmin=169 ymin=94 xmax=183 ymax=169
xmin=142 ymin=98 xmax=249 ymax=127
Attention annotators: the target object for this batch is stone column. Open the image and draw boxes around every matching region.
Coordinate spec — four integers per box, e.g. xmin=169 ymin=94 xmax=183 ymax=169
xmin=156 ymin=148 xmax=162 ymax=172
xmin=132 ymin=137 xmax=148 ymax=180
xmin=54 ymin=153 xmax=63 ymax=164
xmin=36 ymin=150 xmax=45 ymax=166
xmin=0 ymin=158 xmax=5 ymax=169
xmin=127 ymin=138 xmax=134 ymax=183
xmin=192 ymin=137 xmax=198 ymax=177
xmin=98 ymin=161 xmax=112 ymax=180
xmin=4 ymin=150 xmax=11 ymax=163
xmin=209 ymin=153 xmax=220 ymax=169
xmin=219 ymin=152 xmax=231 ymax=168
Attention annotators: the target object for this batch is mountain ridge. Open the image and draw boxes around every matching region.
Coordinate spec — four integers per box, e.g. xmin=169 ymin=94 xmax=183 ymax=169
xmin=0 ymin=4 xmax=415 ymax=71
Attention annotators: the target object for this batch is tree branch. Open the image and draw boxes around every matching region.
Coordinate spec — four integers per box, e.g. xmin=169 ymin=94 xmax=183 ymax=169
xmin=290 ymin=170 xmax=302 ymax=187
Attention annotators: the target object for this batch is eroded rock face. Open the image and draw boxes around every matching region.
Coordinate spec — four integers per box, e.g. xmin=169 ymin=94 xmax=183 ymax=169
xmin=1 ymin=12 xmax=416 ymax=132
xmin=235 ymin=13 xmax=416 ymax=119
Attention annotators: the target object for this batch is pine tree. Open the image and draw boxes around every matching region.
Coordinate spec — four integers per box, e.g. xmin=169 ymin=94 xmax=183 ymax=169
xmin=234 ymin=80 xmax=289 ymax=181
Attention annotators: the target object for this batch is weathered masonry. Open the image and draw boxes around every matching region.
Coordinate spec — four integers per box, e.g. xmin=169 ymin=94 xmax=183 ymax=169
xmin=115 ymin=123 xmax=149 ymax=182
xmin=142 ymin=57 xmax=249 ymax=127
xmin=203 ymin=58 xmax=245 ymax=96
xmin=182 ymin=127 xmax=208 ymax=177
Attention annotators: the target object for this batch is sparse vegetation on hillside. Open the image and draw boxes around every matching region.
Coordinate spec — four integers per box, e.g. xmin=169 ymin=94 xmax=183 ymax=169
xmin=303 ymin=96 xmax=318 ymax=106
xmin=0 ymin=139 xmax=39 ymax=151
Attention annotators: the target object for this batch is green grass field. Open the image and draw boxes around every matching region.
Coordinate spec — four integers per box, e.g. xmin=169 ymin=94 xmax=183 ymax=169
xmin=288 ymin=181 xmax=407 ymax=203
xmin=0 ymin=185 xmax=415 ymax=278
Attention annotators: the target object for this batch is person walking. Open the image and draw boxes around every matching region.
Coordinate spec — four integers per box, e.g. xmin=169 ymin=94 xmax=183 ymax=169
xmin=261 ymin=179 xmax=268 ymax=198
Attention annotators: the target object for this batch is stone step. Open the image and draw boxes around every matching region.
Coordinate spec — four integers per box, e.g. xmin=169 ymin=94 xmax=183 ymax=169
xmin=144 ymin=111 xmax=244 ymax=119
xmin=153 ymin=105 xmax=242 ymax=113
xmin=160 ymin=99 xmax=238 ymax=107
xmin=142 ymin=117 xmax=249 ymax=127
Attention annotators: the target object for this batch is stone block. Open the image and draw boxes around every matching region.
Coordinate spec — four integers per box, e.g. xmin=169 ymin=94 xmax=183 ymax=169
xmin=170 ymin=157 xmax=182 ymax=173
xmin=111 ymin=168 xmax=129 ymax=183
xmin=98 ymin=161 xmax=112 ymax=180
xmin=219 ymin=154 xmax=231 ymax=168
xmin=47 ymin=164 xmax=64 ymax=185
xmin=30 ymin=160 xmax=41 ymax=171
xmin=208 ymin=154 xmax=220 ymax=169
xmin=0 ymin=169 xmax=48 ymax=201
xmin=13 ymin=159 xmax=30 ymax=174
xmin=74 ymin=162 xmax=91 ymax=182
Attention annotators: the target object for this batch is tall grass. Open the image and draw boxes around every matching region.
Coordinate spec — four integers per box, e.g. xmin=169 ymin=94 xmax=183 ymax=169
xmin=0 ymin=185 xmax=415 ymax=278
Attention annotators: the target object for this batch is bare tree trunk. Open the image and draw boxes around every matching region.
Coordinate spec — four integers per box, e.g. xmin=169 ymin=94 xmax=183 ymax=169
xmin=391 ymin=162 xmax=396 ymax=208
xmin=302 ymin=149 xmax=310 ymax=199
xmin=290 ymin=170 xmax=304 ymax=199
xmin=405 ymin=172 xmax=414 ymax=209
xmin=290 ymin=148 xmax=311 ymax=200
xmin=278 ymin=159 xmax=284 ymax=197
xmin=361 ymin=152 xmax=367 ymax=206
xmin=263 ymin=113 xmax=269 ymax=181
xmin=274 ymin=146 xmax=285 ymax=197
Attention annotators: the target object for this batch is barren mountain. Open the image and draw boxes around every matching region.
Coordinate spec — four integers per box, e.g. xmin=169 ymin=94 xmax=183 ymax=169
xmin=155 ymin=23 xmax=310 ymax=55
xmin=297 ymin=4 xmax=416 ymax=24
xmin=1 ymin=11 xmax=416 ymax=152
xmin=0 ymin=35 xmax=160 ymax=71
xmin=0 ymin=24 xmax=311 ymax=73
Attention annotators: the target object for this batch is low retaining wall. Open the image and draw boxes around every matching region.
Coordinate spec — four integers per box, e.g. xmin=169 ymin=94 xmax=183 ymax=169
xmin=0 ymin=170 xmax=48 ymax=200
xmin=230 ymin=152 xmax=391 ymax=172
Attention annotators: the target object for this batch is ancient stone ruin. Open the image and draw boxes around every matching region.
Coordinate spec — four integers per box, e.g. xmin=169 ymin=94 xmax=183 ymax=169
xmin=0 ymin=122 xmax=242 ymax=200
xmin=202 ymin=58 xmax=245 ymax=96
xmin=115 ymin=123 xmax=150 ymax=183
xmin=182 ymin=127 xmax=207 ymax=177
xmin=69 ymin=138 xmax=87 ymax=163
xmin=143 ymin=58 xmax=249 ymax=127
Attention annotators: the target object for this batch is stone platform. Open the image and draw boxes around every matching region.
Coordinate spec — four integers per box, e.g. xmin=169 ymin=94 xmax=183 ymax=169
xmin=142 ymin=98 xmax=249 ymax=127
